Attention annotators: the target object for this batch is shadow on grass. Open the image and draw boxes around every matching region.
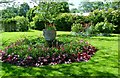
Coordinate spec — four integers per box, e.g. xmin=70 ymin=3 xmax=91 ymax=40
xmin=57 ymin=34 xmax=77 ymax=37
xmin=57 ymin=34 xmax=118 ymax=41
xmin=91 ymin=37 xmax=118 ymax=41
xmin=1 ymin=61 xmax=118 ymax=78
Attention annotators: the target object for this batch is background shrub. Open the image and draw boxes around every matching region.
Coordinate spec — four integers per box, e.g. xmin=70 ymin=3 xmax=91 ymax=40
xmin=89 ymin=9 xmax=105 ymax=25
xmin=1 ymin=16 xmax=29 ymax=32
xmin=14 ymin=16 xmax=29 ymax=31
xmin=89 ymin=9 xmax=120 ymax=33
xmin=2 ymin=18 xmax=16 ymax=32
xmin=31 ymin=14 xmax=45 ymax=30
xmin=55 ymin=13 xmax=74 ymax=31
xmin=106 ymin=10 xmax=120 ymax=33
xmin=71 ymin=23 xmax=83 ymax=33
xmin=94 ymin=21 xmax=116 ymax=34
xmin=55 ymin=13 xmax=88 ymax=31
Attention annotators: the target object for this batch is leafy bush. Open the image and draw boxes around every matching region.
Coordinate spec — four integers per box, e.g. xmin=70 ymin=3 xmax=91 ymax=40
xmin=55 ymin=13 xmax=90 ymax=31
xmin=89 ymin=9 xmax=120 ymax=33
xmin=1 ymin=37 xmax=97 ymax=67
xmin=94 ymin=21 xmax=116 ymax=34
xmin=30 ymin=14 xmax=45 ymax=30
xmin=106 ymin=9 xmax=120 ymax=33
xmin=85 ymin=25 xmax=96 ymax=36
xmin=14 ymin=16 xmax=29 ymax=31
xmin=89 ymin=9 xmax=105 ymax=25
xmin=55 ymin=13 xmax=74 ymax=31
xmin=71 ymin=23 xmax=83 ymax=33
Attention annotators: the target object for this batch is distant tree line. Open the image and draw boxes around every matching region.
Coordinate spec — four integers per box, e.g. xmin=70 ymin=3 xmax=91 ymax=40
xmin=70 ymin=1 xmax=120 ymax=13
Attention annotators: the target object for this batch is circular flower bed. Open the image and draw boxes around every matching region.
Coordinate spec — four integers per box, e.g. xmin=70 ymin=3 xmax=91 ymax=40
xmin=1 ymin=37 xmax=98 ymax=67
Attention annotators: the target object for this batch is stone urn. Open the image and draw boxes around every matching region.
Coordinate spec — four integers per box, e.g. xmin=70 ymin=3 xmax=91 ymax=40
xmin=43 ymin=29 xmax=56 ymax=41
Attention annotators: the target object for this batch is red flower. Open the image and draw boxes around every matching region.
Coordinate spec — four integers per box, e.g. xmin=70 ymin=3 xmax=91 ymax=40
xmin=77 ymin=52 xmax=81 ymax=58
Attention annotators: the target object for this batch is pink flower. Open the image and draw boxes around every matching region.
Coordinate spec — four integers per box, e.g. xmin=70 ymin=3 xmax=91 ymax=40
xmin=28 ymin=47 xmax=32 ymax=51
xmin=27 ymin=56 xmax=32 ymax=60
xmin=85 ymin=42 xmax=89 ymax=44
xmin=80 ymin=40 xmax=84 ymax=43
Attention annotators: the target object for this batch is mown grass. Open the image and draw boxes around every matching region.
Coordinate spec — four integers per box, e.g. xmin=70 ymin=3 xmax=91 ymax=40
xmin=0 ymin=30 xmax=119 ymax=77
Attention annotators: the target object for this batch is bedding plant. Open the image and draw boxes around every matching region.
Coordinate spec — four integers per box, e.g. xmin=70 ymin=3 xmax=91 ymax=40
xmin=1 ymin=37 xmax=98 ymax=67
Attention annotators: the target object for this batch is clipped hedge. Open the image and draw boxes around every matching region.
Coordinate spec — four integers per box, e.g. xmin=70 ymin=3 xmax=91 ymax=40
xmin=54 ymin=13 xmax=87 ymax=31
xmin=1 ymin=18 xmax=16 ymax=32
xmin=1 ymin=16 xmax=29 ymax=32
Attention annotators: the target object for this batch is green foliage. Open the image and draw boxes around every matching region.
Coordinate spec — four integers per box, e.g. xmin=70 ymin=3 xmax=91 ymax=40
xmin=78 ymin=1 xmax=120 ymax=13
xmin=1 ymin=7 xmax=18 ymax=18
xmin=1 ymin=16 xmax=29 ymax=32
xmin=31 ymin=14 xmax=45 ymax=30
xmin=71 ymin=23 xmax=83 ymax=33
xmin=106 ymin=9 xmax=120 ymax=33
xmin=55 ymin=13 xmax=74 ymax=31
xmin=73 ymin=15 xmax=86 ymax=23
xmin=58 ymin=2 xmax=70 ymax=13
xmin=18 ymin=2 xmax=30 ymax=17
xmin=27 ymin=2 xmax=69 ymax=30
xmin=0 ymin=31 xmax=118 ymax=76
xmin=94 ymin=21 xmax=116 ymax=34
xmin=26 ymin=6 xmax=37 ymax=22
xmin=38 ymin=2 xmax=69 ymax=29
xmin=89 ymin=9 xmax=120 ymax=33
xmin=14 ymin=16 xmax=29 ymax=31
xmin=55 ymin=13 xmax=90 ymax=31
xmin=70 ymin=8 xmax=80 ymax=13
xmin=85 ymin=25 xmax=96 ymax=35
xmin=89 ymin=9 xmax=105 ymax=25
xmin=1 ymin=2 xmax=30 ymax=18
xmin=79 ymin=2 xmax=104 ymax=13
xmin=2 ymin=18 xmax=16 ymax=32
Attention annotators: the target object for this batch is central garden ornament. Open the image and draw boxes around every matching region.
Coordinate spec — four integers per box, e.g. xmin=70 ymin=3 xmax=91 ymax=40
xmin=43 ymin=22 xmax=56 ymax=41
xmin=43 ymin=29 xmax=56 ymax=41
xmin=39 ymin=1 xmax=58 ymax=47
xmin=43 ymin=22 xmax=57 ymax=47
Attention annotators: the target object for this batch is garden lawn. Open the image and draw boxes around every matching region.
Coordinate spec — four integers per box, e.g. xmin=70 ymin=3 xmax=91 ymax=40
xmin=0 ymin=30 xmax=119 ymax=77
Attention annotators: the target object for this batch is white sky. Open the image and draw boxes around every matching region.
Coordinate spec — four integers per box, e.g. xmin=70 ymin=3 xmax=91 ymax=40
xmin=0 ymin=0 xmax=119 ymax=10
xmin=68 ymin=0 xmax=105 ymax=9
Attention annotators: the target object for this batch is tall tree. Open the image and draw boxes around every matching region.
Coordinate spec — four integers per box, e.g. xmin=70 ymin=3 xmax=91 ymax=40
xmin=70 ymin=8 xmax=79 ymax=13
xmin=37 ymin=2 xmax=69 ymax=23
xmin=18 ymin=2 xmax=30 ymax=17
xmin=26 ymin=6 xmax=38 ymax=22
xmin=1 ymin=6 xmax=18 ymax=18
